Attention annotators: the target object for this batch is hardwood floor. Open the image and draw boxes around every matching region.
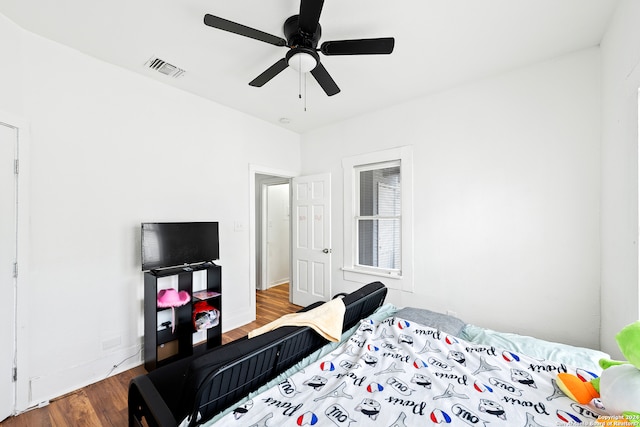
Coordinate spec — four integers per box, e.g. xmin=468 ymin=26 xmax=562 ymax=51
xmin=1 ymin=284 xmax=300 ymax=427
xmin=221 ymin=283 xmax=300 ymax=343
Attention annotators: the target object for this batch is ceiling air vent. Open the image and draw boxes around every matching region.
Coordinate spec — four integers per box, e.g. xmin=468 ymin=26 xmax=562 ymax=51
xmin=145 ymin=57 xmax=185 ymax=78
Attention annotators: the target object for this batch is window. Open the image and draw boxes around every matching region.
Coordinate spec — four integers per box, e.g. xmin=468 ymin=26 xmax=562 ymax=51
xmin=343 ymin=146 xmax=413 ymax=291
xmin=356 ymin=161 xmax=401 ymax=273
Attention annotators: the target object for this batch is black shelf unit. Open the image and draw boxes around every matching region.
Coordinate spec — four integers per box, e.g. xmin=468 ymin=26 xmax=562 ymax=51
xmin=144 ymin=262 xmax=222 ymax=371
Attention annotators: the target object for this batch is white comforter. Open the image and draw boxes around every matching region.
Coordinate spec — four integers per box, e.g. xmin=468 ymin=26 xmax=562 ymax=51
xmin=215 ymin=315 xmax=607 ymax=426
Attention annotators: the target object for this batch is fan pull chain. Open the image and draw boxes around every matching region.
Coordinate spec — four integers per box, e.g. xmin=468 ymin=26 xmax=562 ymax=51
xmin=296 ymin=61 xmax=308 ymax=112
xmin=298 ymin=58 xmax=302 ymax=100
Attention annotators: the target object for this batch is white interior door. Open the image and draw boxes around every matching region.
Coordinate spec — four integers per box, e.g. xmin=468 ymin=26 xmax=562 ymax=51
xmin=0 ymin=123 xmax=17 ymax=422
xmin=291 ymin=173 xmax=331 ymax=306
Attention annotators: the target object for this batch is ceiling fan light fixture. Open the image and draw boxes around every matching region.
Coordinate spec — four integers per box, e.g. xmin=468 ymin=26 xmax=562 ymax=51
xmin=286 ymin=48 xmax=319 ymax=73
xmin=204 ymin=3 xmax=394 ymax=97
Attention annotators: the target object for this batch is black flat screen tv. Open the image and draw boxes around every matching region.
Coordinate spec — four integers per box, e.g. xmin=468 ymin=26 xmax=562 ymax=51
xmin=141 ymin=222 xmax=219 ymax=271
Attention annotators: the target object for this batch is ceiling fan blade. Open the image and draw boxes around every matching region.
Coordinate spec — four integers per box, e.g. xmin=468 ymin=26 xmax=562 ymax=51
xmin=321 ymin=37 xmax=395 ymax=55
xmin=204 ymin=14 xmax=287 ymax=47
xmin=249 ymin=58 xmax=289 ymax=87
xmin=298 ymin=0 xmax=324 ymax=34
xmin=310 ymin=62 xmax=340 ymax=96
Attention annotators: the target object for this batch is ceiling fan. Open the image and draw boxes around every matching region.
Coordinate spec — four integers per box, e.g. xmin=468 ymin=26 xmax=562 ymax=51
xmin=203 ymin=0 xmax=395 ymax=96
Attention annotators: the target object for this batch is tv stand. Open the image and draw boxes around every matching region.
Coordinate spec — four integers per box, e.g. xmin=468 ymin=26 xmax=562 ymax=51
xmin=143 ymin=263 xmax=222 ymax=371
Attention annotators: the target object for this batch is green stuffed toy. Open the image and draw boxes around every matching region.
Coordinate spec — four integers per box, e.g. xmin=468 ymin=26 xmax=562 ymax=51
xmin=557 ymin=321 xmax=640 ymax=426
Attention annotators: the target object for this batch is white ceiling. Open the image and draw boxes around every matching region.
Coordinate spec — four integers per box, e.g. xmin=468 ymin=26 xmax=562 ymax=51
xmin=0 ymin=0 xmax=619 ymax=133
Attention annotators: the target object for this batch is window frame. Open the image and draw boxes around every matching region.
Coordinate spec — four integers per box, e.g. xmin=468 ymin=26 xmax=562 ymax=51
xmin=354 ymin=160 xmax=402 ymax=275
xmin=342 ymin=146 xmax=414 ymax=292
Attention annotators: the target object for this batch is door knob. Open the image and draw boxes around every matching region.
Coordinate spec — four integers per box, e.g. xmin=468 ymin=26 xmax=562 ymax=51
xmin=322 ymin=248 xmax=332 ymax=254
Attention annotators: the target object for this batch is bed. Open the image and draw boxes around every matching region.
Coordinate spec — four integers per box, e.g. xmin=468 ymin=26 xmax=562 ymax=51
xmin=129 ymin=282 xmax=615 ymax=426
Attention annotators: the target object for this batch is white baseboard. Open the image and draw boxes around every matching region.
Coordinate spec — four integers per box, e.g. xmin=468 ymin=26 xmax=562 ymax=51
xmin=23 ymin=308 xmax=255 ymax=409
xmin=221 ymin=307 xmax=254 ymax=332
xmin=267 ymin=279 xmax=289 ymax=289
xmin=24 ymin=343 xmax=142 ymax=409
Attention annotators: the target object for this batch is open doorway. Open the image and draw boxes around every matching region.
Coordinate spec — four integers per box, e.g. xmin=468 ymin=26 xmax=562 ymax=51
xmin=255 ymin=175 xmax=290 ymax=291
xmin=249 ymin=167 xmax=332 ymax=314
xmin=249 ymin=165 xmax=296 ymax=318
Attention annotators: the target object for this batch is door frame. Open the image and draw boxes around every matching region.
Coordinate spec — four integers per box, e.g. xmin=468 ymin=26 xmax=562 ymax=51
xmin=0 ymin=110 xmax=30 ymax=414
xmin=249 ymin=165 xmax=297 ymax=315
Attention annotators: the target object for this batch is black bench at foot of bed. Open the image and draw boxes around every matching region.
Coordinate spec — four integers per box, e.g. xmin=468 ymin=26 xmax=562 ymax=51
xmin=128 ymin=281 xmax=387 ymax=427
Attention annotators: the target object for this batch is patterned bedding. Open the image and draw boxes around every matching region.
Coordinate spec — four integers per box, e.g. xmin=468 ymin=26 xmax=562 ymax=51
xmin=214 ymin=314 xmax=609 ymax=426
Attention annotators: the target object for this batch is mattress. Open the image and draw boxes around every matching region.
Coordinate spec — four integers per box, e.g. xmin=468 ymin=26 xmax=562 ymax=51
xmin=205 ymin=306 xmax=611 ymax=426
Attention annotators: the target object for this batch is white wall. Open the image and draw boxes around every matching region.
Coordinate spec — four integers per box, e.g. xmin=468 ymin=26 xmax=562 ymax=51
xmin=302 ymin=48 xmax=602 ymax=350
xmin=600 ymin=0 xmax=640 ymax=357
xmin=0 ymin=17 xmax=300 ymax=407
xmin=0 ymin=14 xmax=23 ymax=115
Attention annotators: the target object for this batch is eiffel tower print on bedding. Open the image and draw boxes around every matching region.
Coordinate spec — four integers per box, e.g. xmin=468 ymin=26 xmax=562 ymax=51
xmin=211 ymin=314 xmax=608 ymax=426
